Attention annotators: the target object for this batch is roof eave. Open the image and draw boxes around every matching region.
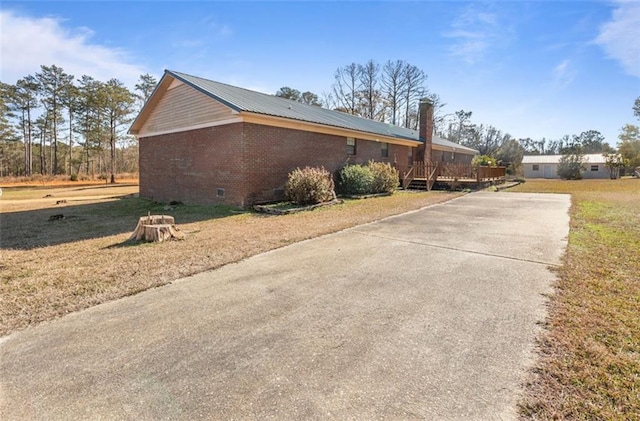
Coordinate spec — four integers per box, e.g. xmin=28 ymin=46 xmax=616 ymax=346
xmin=240 ymin=111 xmax=422 ymax=147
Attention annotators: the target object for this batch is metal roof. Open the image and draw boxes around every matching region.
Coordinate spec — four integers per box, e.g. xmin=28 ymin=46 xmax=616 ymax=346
xmin=166 ymin=70 xmax=478 ymax=153
xmin=432 ymin=136 xmax=479 ymax=154
xmin=522 ymin=154 xmax=608 ymax=164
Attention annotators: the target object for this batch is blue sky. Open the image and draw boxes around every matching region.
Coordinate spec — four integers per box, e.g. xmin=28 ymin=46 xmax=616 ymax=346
xmin=1 ymin=1 xmax=639 ymax=145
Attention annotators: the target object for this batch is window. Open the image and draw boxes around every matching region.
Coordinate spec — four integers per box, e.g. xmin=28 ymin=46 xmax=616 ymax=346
xmin=591 ymin=165 xmax=599 ymax=171
xmin=381 ymin=142 xmax=389 ymax=157
xmin=532 ymin=164 xmax=540 ymax=171
xmin=216 ymin=188 xmax=225 ymax=198
xmin=408 ymin=148 xmax=413 ymax=165
xmin=347 ymin=137 xmax=356 ymax=155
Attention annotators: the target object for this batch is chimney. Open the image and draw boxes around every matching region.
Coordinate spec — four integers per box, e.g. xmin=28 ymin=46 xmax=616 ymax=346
xmin=418 ymin=98 xmax=434 ymax=162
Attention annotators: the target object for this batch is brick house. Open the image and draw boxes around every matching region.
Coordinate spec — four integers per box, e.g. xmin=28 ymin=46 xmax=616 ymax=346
xmin=129 ymin=70 xmax=478 ymax=206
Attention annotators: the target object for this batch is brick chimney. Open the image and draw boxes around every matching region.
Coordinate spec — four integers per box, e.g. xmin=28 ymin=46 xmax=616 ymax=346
xmin=418 ymin=98 xmax=434 ymax=162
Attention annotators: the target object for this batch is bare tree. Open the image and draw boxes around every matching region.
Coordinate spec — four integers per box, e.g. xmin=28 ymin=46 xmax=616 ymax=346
xmin=381 ymin=60 xmax=408 ymax=125
xmin=402 ymin=64 xmax=427 ymax=129
xmin=358 ymin=60 xmax=383 ymax=120
xmin=426 ymin=93 xmax=447 ymax=135
xmin=445 ymin=110 xmax=473 ymax=144
xmin=332 ymin=63 xmax=360 ymax=115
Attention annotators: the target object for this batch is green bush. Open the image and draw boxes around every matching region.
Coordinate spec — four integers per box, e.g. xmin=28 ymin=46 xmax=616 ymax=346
xmin=367 ymin=161 xmax=399 ymax=193
xmin=285 ymin=166 xmax=335 ymax=205
xmin=337 ymin=164 xmax=375 ymax=195
xmin=557 ymin=153 xmax=586 ymax=180
xmin=472 ymin=155 xmax=497 ymax=167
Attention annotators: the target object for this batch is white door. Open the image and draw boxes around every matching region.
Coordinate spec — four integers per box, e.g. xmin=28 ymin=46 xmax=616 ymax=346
xmin=544 ymin=165 xmax=553 ymax=178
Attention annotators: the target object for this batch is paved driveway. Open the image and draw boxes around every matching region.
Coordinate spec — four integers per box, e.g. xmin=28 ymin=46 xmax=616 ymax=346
xmin=0 ymin=192 xmax=570 ymax=420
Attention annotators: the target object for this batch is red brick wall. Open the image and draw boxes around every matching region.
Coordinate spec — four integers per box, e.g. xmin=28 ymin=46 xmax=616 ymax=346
xmin=139 ymin=124 xmax=247 ymax=206
xmin=139 ymin=122 xmax=412 ymax=206
xmin=242 ymin=123 xmax=408 ymax=203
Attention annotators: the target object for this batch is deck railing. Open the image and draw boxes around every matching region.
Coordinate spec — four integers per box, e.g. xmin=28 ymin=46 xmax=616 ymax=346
xmin=438 ymin=163 xmax=473 ymax=180
xmin=402 ymin=165 xmax=415 ymax=190
xmin=400 ymin=162 xmax=506 ymax=188
xmin=476 ymin=165 xmax=506 ymax=181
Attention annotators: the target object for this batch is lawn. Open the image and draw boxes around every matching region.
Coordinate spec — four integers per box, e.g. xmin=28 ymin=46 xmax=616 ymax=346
xmin=0 ymin=183 xmax=460 ymax=337
xmin=512 ymin=179 xmax=640 ymax=420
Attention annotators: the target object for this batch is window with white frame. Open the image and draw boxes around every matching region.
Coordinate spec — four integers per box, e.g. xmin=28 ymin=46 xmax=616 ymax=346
xmin=347 ymin=137 xmax=356 ymax=155
xmin=532 ymin=164 xmax=540 ymax=171
xmin=381 ymin=142 xmax=388 ymax=157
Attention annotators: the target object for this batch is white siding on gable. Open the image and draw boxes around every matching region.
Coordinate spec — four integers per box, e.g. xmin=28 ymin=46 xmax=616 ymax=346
xmin=139 ymin=83 xmax=237 ymax=136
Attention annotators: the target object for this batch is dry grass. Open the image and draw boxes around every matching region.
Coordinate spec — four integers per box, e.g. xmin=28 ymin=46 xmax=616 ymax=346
xmin=0 ymin=183 xmax=460 ymax=337
xmin=512 ymin=179 xmax=640 ymax=420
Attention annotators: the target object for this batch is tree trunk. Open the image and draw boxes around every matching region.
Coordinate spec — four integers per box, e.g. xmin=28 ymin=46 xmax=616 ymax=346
xmin=68 ymin=108 xmax=73 ymax=176
xmin=129 ymin=215 xmax=185 ymax=242
xmin=110 ymin=120 xmax=116 ymax=183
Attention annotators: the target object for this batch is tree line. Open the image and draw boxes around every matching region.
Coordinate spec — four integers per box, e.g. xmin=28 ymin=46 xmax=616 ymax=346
xmin=0 ymin=65 xmax=157 ymax=180
xmin=276 ymin=61 xmax=640 ymax=173
xmin=2 ymin=62 xmax=638 ymax=179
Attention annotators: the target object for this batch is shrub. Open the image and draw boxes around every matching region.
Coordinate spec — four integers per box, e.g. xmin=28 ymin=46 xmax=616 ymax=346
xmin=367 ymin=161 xmax=399 ymax=193
xmin=557 ymin=153 xmax=586 ymax=180
xmin=285 ymin=166 xmax=335 ymax=205
xmin=472 ymin=155 xmax=497 ymax=167
xmin=337 ymin=164 xmax=374 ymax=195
xmin=70 ymin=174 xmax=78 ymax=182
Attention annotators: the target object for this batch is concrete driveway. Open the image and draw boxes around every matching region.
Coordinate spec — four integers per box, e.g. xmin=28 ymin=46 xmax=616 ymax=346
xmin=0 ymin=192 xmax=570 ymax=420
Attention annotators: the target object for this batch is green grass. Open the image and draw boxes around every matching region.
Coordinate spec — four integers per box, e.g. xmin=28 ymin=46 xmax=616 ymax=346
xmin=512 ymin=179 xmax=640 ymax=420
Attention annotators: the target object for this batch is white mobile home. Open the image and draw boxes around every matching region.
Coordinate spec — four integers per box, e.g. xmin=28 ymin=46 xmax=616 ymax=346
xmin=522 ymin=154 xmax=609 ymax=179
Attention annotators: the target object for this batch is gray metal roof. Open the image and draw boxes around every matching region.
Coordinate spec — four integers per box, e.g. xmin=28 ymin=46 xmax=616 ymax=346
xmin=167 ymin=70 xmax=478 ymax=153
xmin=431 ymin=136 xmax=479 ymax=154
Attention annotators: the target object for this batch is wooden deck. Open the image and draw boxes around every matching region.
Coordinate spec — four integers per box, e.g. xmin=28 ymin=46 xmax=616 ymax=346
xmin=399 ymin=162 xmax=506 ymax=190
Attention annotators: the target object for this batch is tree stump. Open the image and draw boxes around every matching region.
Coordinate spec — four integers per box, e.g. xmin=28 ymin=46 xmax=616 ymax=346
xmin=129 ymin=214 xmax=185 ymax=242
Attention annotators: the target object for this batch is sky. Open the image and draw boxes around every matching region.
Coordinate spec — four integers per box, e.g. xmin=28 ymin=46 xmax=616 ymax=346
xmin=1 ymin=0 xmax=639 ymax=145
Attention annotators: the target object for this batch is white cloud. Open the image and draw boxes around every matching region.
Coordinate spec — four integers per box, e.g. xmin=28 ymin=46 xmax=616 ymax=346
xmin=444 ymin=5 xmax=504 ymax=65
xmin=0 ymin=10 xmax=147 ymax=87
xmin=198 ymin=15 xmax=232 ymax=38
xmin=553 ymin=59 xmax=575 ymax=88
xmin=595 ymin=0 xmax=640 ymax=77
